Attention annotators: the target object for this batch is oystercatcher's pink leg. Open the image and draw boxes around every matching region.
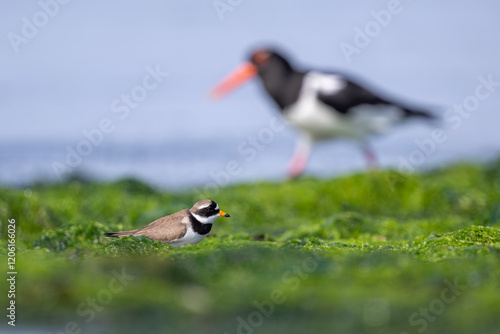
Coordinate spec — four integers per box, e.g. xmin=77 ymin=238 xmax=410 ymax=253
xmin=363 ymin=145 xmax=378 ymax=170
xmin=288 ymin=138 xmax=312 ymax=179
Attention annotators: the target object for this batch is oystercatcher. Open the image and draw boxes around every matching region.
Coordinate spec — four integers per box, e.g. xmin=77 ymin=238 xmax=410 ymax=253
xmin=104 ymin=200 xmax=230 ymax=247
xmin=211 ymin=48 xmax=435 ymax=178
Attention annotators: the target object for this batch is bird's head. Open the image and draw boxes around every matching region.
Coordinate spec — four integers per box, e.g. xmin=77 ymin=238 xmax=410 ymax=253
xmin=210 ymin=47 xmax=293 ymax=100
xmin=190 ymin=200 xmax=230 ymax=224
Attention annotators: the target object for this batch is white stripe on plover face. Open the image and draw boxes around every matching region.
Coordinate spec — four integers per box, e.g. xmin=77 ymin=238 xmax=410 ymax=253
xmin=198 ymin=202 xmax=211 ymax=210
xmin=192 ymin=212 xmax=220 ymax=225
xmin=215 ymin=203 xmax=219 ymax=210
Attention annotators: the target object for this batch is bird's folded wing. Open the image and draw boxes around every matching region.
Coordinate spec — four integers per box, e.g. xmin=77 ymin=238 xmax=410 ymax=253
xmin=134 ymin=211 xmax=189 ymax=242
xmin=317 ymin=78 xmax=389 ymax=115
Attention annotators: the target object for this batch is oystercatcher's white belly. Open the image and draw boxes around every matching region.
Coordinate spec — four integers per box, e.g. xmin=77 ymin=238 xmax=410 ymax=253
xmin=285 ymin=98 xmax=347 ymax=139
xmin=284 ymin=72 xmax=404 ymax=141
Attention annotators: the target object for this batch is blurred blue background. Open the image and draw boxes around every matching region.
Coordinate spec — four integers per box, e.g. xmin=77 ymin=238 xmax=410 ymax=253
xmin=1 ymin=0 xmax=499 ymax=188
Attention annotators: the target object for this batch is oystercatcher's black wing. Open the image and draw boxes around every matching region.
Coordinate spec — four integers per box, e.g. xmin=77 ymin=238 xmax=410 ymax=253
xmin=317 ymin=74 xmax=434 ymax=119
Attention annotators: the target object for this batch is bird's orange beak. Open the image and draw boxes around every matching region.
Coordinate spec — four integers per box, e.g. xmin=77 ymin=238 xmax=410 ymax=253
xmin=210 ymin=62 xmax=257 ymax=100
xmin=219 ymin=210 xmax=230 ymax=217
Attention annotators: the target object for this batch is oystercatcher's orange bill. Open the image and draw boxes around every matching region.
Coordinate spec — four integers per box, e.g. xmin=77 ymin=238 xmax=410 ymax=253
xmin=210 ymin=62 xmax=257 ymax=100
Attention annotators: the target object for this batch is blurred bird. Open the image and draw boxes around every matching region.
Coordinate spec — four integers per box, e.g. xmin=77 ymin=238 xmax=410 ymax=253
xmin=104 ymin=200 xmax=230 ymax=247
xmin=211 ymin=48 xmax=435 ymax=179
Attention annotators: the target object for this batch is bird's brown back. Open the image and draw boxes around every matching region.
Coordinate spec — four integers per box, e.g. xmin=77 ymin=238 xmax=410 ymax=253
xmin=130 ymin=209 xmax=189 ymax=242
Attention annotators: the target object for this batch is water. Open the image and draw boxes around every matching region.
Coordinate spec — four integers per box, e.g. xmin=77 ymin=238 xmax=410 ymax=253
xmin=1 ymin=0 xmax=500 ymax=189
xmin=2 ymin=124 xmax=498 ymax=189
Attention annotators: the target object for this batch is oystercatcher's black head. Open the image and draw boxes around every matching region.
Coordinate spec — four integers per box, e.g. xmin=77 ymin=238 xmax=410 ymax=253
xmin=210 ymin=48 xmax=295 ymax=100
xmin=249 ymin=49 xmax=293 ymax=76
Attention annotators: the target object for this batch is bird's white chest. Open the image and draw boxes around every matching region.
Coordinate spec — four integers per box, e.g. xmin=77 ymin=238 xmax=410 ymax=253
xmin=284 ymin=72 xmax=347 ymax=139
xmin=285 ymin=97 xmax=344 ymax=139
xmin=284 ymin=72 xmax=403 ymax=140
xmin=167 ymin=225 xmax=208 ymax=247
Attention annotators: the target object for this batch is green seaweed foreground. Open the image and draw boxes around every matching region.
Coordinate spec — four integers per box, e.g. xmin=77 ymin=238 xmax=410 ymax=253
xmin=1 ymin=160 xmax=500 ymax=333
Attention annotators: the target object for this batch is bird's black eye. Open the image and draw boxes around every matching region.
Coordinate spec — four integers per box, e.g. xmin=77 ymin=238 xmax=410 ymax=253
xmin=197 ymin=202 xmax=219 ymax=217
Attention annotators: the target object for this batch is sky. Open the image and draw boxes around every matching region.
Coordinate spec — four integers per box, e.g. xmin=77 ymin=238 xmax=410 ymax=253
xmin=1 ymin=0 xmax=500 ymax=186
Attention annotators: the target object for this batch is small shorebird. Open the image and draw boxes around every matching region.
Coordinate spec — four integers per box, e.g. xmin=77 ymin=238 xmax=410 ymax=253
xmin=211 ymin=47 xmax=434 ymax=178
xmin=104 ymin=200 xmax=230 ymax=247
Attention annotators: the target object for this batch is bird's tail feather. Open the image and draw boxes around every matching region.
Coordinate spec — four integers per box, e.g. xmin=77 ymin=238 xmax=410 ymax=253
xmin=104 ymin=230 xmax=139 ymax=238
xmin=403 ymin=106 xmax=436 ymax=120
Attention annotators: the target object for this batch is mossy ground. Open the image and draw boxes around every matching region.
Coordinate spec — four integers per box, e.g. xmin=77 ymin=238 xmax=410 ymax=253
xmin=1 ymin=159 xmax=500 ymax=333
